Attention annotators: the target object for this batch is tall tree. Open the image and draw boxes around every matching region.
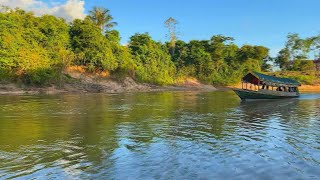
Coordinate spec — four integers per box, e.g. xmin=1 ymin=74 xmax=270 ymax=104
xmin=164 ymin=17 xmax=178 ymax=56
xmin=69 ymin=19 xmax=117 ymax=71
xmin=88 ymin=6 xmax=117 ymax=33
xmin=308 ymin=35 xmax=320 ymax=59
xmin=275 ymin=48 xmax=290 ymax=69
xmin=129 ymin=33 xmax=176 ymax=85
xmin=285 ymin=33 xmax=309 ymax=60
xmin=210 ymin=35 xmax=234 ymax=62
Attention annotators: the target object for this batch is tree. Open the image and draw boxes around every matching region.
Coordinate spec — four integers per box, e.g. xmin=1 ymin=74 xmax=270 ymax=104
xmin=223 ymin=44 xmax=239 ymax=65
xmin=285 ymin=33 xmax=311 ymax=60
xmin=187 ymin=40 xmax=211 ymax=75
xmin=129 ymin=33 xmax=176 ymax=85
xmin=286 ymin=33 xmax=300 ymax=60
xmin=0 ymin=8 xmax=75 ymax=85
xmin=164 ymin=17 xmax=178 ymax=56
xmin=275 ymin=48 xmax=290 ymax=69
xmin=300 ymin=60 xmax=316 ymax=71
xmin=261 ymin=56 xmax=273 ymax=72
xmin=210 ymin=35 xmax=234 ymax=62
xmin=105 ymin=30 xmax=121 ymax=43
xmin=69 ymin=18 xmax=117 ymax=71
xmin=88 ymin=6 xmax=117 ymax=33
xmin=290 ymin=60 xmax=315 ymax=71
xmin=309 ymin=34 xmax=320 ymax=59
xmin=106 ymin=30 xmax=136 ymax=76
xmin=277 ymin=33 xmax=320 ymax=71
xmin=169 ymin=40 xmax=188 ymax=69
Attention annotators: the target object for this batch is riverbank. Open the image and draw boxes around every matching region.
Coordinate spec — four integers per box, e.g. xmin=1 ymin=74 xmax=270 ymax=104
xmin=2 ymin=68 xmax=320 ymax=95
xmin=0 ymin=75 xmax=217 ymax=95
xmin=299 ymin=84 xmax=320 ymax=92
xmin=2 ymin=80 xmax=320 ymax=95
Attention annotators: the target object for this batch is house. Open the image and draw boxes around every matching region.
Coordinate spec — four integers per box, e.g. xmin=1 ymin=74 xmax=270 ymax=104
xmin=314 ymin=59 xmax=320 ymax=71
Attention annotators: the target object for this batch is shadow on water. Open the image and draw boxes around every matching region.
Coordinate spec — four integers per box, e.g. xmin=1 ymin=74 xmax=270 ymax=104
xmin=0 ymin=91 xmax=319 ymax=179
xmin=239 ymin=99 xmax=299 ymax=119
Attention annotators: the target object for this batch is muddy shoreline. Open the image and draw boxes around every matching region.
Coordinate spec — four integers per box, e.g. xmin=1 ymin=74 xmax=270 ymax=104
xmin=0 ymin=78 xmax=218 ymax=95
xmin=1 ymin=78 xmax=319 ymax=96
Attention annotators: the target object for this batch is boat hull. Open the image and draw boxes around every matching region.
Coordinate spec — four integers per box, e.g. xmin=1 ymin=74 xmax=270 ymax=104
xmin=233 ymin=89 xmax=299 ymax=100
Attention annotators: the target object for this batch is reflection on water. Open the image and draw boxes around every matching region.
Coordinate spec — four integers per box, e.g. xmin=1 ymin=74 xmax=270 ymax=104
xmin=0 ymin=91 xmax=319 ymax=179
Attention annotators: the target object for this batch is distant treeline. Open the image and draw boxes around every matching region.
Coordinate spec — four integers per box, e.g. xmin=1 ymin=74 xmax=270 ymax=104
xmin=0 ymin=6 xmax=284 ymax=86
xmin=275 ymin=33 xmax=320 ymax=71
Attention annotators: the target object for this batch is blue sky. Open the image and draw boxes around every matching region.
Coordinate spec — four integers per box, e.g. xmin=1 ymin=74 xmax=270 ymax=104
xmin=82 ymin=0 xmax=320 ymax=57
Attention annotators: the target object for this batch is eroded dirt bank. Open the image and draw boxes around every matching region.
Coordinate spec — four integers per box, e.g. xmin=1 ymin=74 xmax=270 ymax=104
xmin=0 ymin=69 xmax=217 ymax=95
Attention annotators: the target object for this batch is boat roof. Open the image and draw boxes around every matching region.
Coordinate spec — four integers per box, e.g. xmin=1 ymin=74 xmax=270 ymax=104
xmin=243 ymin=72 xmax=301 ymax=86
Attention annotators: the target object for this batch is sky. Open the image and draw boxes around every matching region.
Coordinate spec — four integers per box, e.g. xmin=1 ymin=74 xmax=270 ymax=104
xmin=1 ymin=0 xmax=320 ymax=57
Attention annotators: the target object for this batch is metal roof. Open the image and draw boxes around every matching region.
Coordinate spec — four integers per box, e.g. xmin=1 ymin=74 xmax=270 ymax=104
xmin=246 ymin=72 xmax=301 ymax=86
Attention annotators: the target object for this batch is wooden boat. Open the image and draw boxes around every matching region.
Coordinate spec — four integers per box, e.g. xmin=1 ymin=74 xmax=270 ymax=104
xmin=233 ymin=72 xmax=301 ymax=100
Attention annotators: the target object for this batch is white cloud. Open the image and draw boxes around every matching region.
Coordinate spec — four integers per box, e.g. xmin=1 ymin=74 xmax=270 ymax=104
xmin=0 ymin=0 xmax=86 ymax=21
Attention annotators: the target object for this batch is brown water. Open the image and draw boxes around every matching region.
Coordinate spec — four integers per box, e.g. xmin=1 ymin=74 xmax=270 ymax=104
xmin=0 ymin=91 xmax=319 ymax=179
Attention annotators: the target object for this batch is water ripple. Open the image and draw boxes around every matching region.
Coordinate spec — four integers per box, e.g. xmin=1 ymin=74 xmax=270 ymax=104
xmin=0 ymin=92 xmax=319 ymax=179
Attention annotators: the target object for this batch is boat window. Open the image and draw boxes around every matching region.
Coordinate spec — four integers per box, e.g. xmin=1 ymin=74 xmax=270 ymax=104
xmin=289 ymin=87 xmax=295 ymax=92
xmin=277 ymin=87 xmax=283 ymax=91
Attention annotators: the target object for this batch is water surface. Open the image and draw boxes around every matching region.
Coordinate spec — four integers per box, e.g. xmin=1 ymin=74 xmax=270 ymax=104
xmin=0 ymin=91 xmax=319 ymax=179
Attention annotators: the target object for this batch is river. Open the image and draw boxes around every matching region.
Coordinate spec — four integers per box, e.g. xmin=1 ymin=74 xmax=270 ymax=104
xmin=0 ymin=91 xmax=319 ymax=179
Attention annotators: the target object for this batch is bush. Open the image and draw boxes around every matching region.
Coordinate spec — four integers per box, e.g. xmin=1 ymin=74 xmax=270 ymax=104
xmin=0 ymin=68 xmax=13 ymax=82
xmin=22 ymin=69 xmax=58 ymax=86
xmin=272 ymin=71 xmax=319 ymax=85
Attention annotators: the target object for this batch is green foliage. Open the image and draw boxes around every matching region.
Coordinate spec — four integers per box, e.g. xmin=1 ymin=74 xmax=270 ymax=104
xmin=22 ymin=68 xmax=58 ymax=86
xmin=88 ymin=6 xmax=117 ymax=32
xmin=300 ymin=60 xmax=316 ymax=71
xmin=0 ymin=68 xmax=13 ymax=82
xmin=287 ymin=59 xmax=316 ymax=71
xmin=0 ymin=8 xmax=70 ymax=85
xmin=273 ymin=71 xmax=319 ymax=85
xmin=105 ymin=30 xmax=136 ymax=76
xmin=276 ymin=33 xmax=320 ymax=71
xmin=70 ymin=18 xmax=117 ymax=71
xmin=0 ymin=7 xmax=277 ymax=87
xmin=129 ymin=33 xmax=176 ymax=85
xmin=275 ymin=48 xmax=290 ymax=69
xmin=106 ymin=30 xmax=121 ymax=42
xmin=167 ymin=35 xmax=269 ymax=85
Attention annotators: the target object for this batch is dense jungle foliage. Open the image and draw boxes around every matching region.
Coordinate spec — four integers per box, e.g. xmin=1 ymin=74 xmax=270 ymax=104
xmin=0 ymin=6 xmax=318 ymax=86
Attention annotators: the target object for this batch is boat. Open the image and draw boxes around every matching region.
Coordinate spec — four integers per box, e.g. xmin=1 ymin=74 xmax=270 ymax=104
xmin=233 ymin=72 xmax=301 ymax=100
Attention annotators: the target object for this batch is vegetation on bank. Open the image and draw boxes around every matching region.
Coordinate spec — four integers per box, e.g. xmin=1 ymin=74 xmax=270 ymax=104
xmin=0 ymin=6 xmax=319 ymax=88
xmin=273 ymin=33 xmax=320 ymax=85
xmin=275 ymin=33 xmax=320 ymax=71
xmin=0 ymin=6 xmax=272 ymax=87
xmin=269 ymin=71 xmax=320 ymax=85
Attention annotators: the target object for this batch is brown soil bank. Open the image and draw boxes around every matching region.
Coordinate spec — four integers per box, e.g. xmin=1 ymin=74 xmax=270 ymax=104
xmin=299 ymin=85 xmax=320 ymax=92
xmin=0 ymin=70 xmax=216 ymax=95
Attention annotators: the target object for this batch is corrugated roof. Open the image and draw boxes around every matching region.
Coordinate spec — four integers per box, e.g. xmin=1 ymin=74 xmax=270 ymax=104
xmin=251 ymin=72 xmax=301 ymax=86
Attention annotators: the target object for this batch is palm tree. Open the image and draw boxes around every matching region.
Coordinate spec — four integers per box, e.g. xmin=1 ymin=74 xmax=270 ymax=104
xmin=88 ymin=6 xmax=117 ymax=33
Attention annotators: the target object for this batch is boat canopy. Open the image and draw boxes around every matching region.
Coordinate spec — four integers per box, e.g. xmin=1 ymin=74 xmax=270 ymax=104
xmin=242 ymin=72 xmax=301 ymax=87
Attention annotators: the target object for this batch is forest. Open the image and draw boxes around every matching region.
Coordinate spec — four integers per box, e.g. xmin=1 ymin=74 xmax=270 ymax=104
xmin=0 ymin=6 xmax=319 ymax=86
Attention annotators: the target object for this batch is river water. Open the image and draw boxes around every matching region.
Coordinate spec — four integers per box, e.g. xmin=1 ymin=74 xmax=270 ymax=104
xmin=0 ymin=91 xmax=319 ymax=179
